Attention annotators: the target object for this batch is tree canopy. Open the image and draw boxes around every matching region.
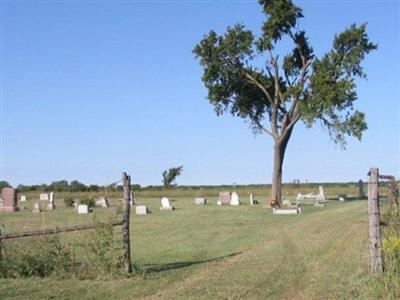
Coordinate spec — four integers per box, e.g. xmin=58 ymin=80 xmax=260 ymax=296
xmin=193 ymin=0 xmax=376 ymax=147
xmin=162 ymin=166 xmax=184 ymax=188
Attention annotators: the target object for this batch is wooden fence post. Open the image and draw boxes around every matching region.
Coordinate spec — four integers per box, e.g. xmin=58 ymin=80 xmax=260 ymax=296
xmin=368 ymin=167 xmax=383 ymax=274
xmin=0 ymin=228 xmax=2 ymax=260
xmin=122 ymin=172 xmax=132 ymax=273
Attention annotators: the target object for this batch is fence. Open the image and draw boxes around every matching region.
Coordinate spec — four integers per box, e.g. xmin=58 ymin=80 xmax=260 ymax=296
xmin=367 ymin=167 xmax=399 ymax=274
xmin=0 ymin=172 xmax=134 ymax=274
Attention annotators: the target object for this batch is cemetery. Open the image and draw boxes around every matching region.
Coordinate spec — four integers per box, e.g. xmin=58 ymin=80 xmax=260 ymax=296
xmin=0 ymin=177 xmax=399 ymax=299
xmin=1 ymin=0 xmax=399 ymax=299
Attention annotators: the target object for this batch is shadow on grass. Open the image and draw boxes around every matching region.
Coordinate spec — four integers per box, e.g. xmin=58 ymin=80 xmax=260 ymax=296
xmin=143 ymin=252 xmax=242 ymax=273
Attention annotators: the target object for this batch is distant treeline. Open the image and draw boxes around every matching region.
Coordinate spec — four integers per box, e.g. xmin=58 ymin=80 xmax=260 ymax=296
xmin=1 ymin=180 xmax=389 ymax=193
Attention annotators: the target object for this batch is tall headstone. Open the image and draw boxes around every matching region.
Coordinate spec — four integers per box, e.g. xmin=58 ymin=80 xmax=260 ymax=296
xmin=130 ymin=191 xmax=135 ymax=206
xmin=230 ymin=192 xmax=240 ymax=206
xmin=317 ymin=186 xmax=326 ymax=201
xmin=358 ymin=179 xmax=366 ymax=199
xmin=47 ymin=192 xmax=55 ymax=210
xmin=20 ymin=195 xmax=27 ymax=202
xmin=218 ymin=191 xmax=231 ymax=205
xmin=0 ymin=187 xmax=19 ymax=212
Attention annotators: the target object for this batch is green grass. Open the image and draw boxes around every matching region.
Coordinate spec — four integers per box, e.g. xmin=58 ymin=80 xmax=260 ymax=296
xmin=0 ymin=189 xmax=398 ymax=299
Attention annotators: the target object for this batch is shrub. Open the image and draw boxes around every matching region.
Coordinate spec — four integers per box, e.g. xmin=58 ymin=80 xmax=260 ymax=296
xmin=83 ymin=218 xmax=124 ymax=278
xmin=64 ymin=196 xmax=75 ymax=207
xmin=80 ymin=197 xmax=95 ymax=208
xmin=0 ymin=236 xmax=72 ymax=278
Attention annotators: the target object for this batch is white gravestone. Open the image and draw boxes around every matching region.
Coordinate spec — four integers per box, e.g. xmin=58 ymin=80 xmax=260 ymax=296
xmin=130 ymin=191 xmax=135 ymax=206
xmin=39 ymin=193 xmax=49 ymax=201
xmin=78 ymin=204 xmax=89 ymax=214
xmin=250 ymin=194 xmax=255 ymax=205
xmin=32 ymin=202 xmax=41 ymax=213
xmin=282 ymin=199 xmax=293 ymax=207
xmin=47 ymin=192 xmax=55 ymax=210
xmin=230 ymin=192 xmax=240 ymax=206
xmin=20 ymin=195 xmax=27 ymax=202
xmin=317 ymin=186 xmax=326 ymax=201
xmin=136 ymin=205 xmax=148 ymax=215
xmin=273 ymin=207 xmax=301 ymax=215
xmin=160 ymin=197 xmax=174 ymax=210
xmin=95 ymin=197 xmax=109 ymax=208
xmin=195 ymin=197 xmax=207 ymax=205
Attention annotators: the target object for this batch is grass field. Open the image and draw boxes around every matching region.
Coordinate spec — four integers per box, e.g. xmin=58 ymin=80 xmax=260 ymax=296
xmin=0 ymin=187 xmax=398 ymax=299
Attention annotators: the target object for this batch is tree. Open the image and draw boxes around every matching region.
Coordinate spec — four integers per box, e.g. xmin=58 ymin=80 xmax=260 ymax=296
xmin=193 ymin=0 xmax=376 ymax=204
xmin=69 ymin=180 xmax=87 ymax=192
xmin=49 ymin=180 xmax=69 ymax=192
xmin=162 ymin=166 xmax=184 ymax=187
xmin=0 ymin=181 xmax=11 ymax=191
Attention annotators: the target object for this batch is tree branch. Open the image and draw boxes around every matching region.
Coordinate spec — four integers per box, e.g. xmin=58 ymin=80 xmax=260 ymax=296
xmin=268 ymin=49 xmax=280 ymax=138
xmin=245 ymin=72 xmax=274 ymax=106
xmin=254 ymin=119 xmax=274 ymax=137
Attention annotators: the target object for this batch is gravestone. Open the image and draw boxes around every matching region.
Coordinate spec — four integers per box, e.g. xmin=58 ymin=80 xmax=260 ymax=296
xmin=32 ymin=202 xmax=41 ymax=213
xmin=39 ymin=193 xmax=49 ymax=201
xmin=47 ymin=192 xmax=55 ymax=210
xmin=160 ymin=197 xmax=174 ymax=211
xmin=313 ymin=201 xmax=325 ymax=208
xmin=317 ymin=186 xmax=326 ymax=201
xmin=95 ymin=197 xmax=109 ymax=208
xmin=296 ymin=193 xmax=317 ymax=201
xmin=358 ymin=180 xmax=366 ymax=199
xmin=130 ymin=191 xmax=135 ymax=206
xmin=0 ymin=187 xmax=19 ymax=212
xmin=230 ymin=192 xmax=240 ymax=206
xmin=218 ymin=191 xmax=231 ymax=205
xmin=250 ymin=194 xmax=255 ymax=205
xmin=282 ymin=199 xmax=293 ymax=207
xmin=78 ymin=204 xmax=89 ymax=214
xmin=195 ymin=197 xmax=207 ymax=205
xmin=20 ymin=195 xmax=27 ymax=202
xmin=273 ymin=207 xmax=301 ymax=215
xmin=136 ymin=205 xmax=148 ymax=215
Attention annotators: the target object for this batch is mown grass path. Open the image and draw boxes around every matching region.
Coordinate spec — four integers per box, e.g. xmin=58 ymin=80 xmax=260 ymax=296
xmin=0 ymin=200 xmax=374 ymax=299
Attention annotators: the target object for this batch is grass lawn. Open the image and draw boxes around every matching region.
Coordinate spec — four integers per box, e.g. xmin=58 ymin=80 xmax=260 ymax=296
xmin=0 ymin=194 xmax=392 ymax=299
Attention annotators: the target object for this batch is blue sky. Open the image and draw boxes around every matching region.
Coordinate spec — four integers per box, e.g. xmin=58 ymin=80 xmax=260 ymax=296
xmin=1 ymin=0 xmax=399 ymax=186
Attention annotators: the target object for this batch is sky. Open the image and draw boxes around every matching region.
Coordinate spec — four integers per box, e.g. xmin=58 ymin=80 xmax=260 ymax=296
xmin=1 ymin=0 xmax=399 ymax=187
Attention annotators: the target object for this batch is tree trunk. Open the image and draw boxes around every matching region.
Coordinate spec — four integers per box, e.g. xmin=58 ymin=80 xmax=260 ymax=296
xmin=270 ymin=129 xmax=293 ymax=205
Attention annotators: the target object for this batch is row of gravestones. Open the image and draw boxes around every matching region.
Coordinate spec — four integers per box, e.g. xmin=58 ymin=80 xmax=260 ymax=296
xmin=1 ymin=180 xmax=367 ymax=215
xmin=135 ymin=193 xmax=259 ymax=215
xmin=0 ymin=187 xmax=116 ymax=214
